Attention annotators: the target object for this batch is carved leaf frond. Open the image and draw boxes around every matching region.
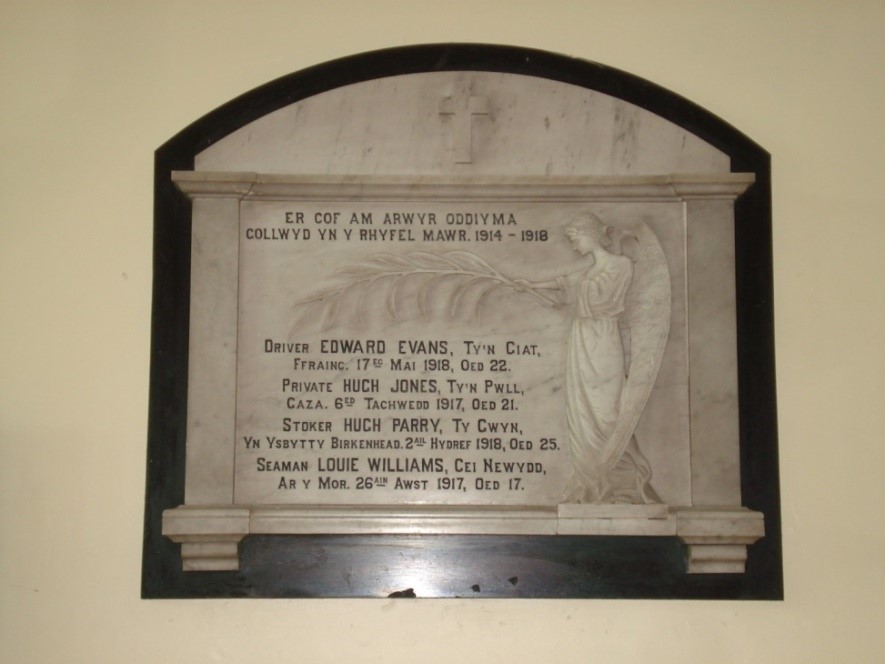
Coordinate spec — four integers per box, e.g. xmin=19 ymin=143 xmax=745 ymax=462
xmin=292 ymin=300 xmax=322 ymax=331
xmin=445 ymin=251 xmax=502 ymax=277
xmin=450 ymin=276 xmax=486 ymax=319
xmin=385 ymin=277 xmax=401 ymax=320
xmin=472 ymin=281 xmax=504 ymax=323
xmin=292 ymin=250 xmax=553 ymax=331
xmin=416 ymin=274 xmax=433 ymax=320
xmin=320 ymin=294 xmax=341 ymax=331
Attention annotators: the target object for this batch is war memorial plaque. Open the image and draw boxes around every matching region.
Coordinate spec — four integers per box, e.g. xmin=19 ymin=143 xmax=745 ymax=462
xmin=143 ymin=45 xmax=781 ymax=598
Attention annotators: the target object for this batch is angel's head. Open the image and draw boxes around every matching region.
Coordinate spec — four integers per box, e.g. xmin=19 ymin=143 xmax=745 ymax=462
xmin=564 ymin=212 xmax=611 ymax=255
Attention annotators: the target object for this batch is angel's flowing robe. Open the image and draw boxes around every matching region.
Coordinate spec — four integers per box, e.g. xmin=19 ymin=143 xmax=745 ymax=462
xmin=558 ymin=252 xmax=656 ymax=504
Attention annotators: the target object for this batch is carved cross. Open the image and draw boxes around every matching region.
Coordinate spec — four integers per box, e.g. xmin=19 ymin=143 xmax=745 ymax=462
xmin=439 ymin=83 xmax=489 ymax=164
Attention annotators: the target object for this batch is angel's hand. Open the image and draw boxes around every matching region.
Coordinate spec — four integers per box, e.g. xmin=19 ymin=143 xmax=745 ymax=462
xmin=512 ymin=278 xmax=533 ymax=293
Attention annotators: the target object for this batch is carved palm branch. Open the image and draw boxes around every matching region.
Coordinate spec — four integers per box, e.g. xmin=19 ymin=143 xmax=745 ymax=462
xmin=292 ymin=251 xmax=557 ymax=330
xmin=602 ymin=222 xmax=672 ymax=469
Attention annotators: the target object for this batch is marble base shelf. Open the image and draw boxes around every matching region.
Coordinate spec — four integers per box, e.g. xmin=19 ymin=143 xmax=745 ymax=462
xmin=162 ymin=505 xmax=763 ymax=573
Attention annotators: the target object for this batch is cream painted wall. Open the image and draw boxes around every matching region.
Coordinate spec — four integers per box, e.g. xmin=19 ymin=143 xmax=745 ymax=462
xmin=1 ymin=1 xmax=883 ymax=661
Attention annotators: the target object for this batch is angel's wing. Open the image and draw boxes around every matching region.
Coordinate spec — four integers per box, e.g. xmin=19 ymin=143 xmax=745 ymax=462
xmin=602 ymin=221 xmax=671 ymax=469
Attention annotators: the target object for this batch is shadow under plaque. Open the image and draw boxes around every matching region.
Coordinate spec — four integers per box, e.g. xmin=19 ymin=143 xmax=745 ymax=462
xmin=143 ymin=44 xmax=781 ymax=599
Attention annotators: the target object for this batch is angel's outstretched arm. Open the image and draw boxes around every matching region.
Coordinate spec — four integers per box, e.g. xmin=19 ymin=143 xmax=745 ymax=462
xmin=514 ymin=277 xmax=562 ymax=291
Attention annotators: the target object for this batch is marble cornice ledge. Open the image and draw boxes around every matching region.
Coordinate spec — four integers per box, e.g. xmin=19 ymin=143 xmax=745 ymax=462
xmin=171 ymin=172 xmax=755 ymax=202
xmin=162 ymin=504 xmax=764 ymax=572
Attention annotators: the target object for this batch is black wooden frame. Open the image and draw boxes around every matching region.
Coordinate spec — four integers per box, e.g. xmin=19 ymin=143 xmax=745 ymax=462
xmin=142 ymin=44 xmax=781 ymax=599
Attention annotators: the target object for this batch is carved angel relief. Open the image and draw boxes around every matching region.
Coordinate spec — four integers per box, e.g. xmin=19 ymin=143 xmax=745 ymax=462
xmin=292 ymin=214 xmax=671 ymax=505
xmin=556 ymin=215 xmax=671 ymax=504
